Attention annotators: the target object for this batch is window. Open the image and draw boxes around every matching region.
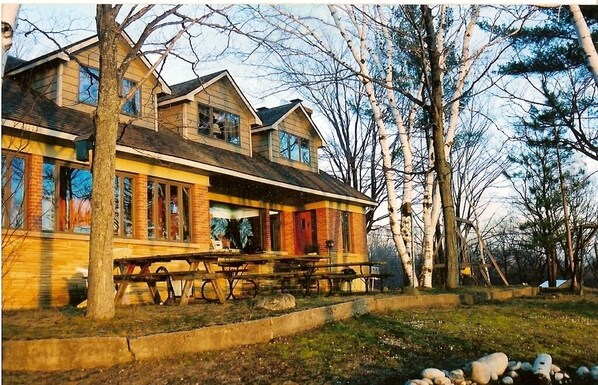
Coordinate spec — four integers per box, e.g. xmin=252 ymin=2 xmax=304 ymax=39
xmin=210 ymin=202 xmax=263 ymax=252
xmin=342 ymin=211 xmax=352 ymax=253
xmin=147 ymin=179 xmax=191 ymax=241
xmin=279 ymin=131 xmax=310 ymax=164
xmin=122 ymin=78 xmax=141 ymax=116
xmin=78 ymin=66 xmax=100 ymax=106
xmin=42 ymin=161 xmax=93 ymax=233
xmin=114 ymin=175 xmax=134 ymax=238
xmin=198 ymin=104 xmax=240 ymax=145
xmin=42 ymin=159 xmax=134 ymax=235
xmin=1 ymin=152 xmax=26 ymax=229
xmin=79 ymin=66 xmax=141 ymax=116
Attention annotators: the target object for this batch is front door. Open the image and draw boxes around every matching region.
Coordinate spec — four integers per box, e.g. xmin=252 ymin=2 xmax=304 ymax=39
xmin=294 ymin=210 xmax=317 ymax=255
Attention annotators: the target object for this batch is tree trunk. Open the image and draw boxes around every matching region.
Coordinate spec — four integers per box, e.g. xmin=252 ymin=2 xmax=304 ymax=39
xmin=570 ymin=4 xmax=598 ymax=86
xmin=422 ymin=5 xmax=459 ymax=289
xmin=86 ymin=5 xmax=120 ymax=320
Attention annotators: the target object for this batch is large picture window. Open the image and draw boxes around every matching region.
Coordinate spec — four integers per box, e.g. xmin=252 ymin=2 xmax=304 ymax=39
xmin=198 ymin=104 xmax=240 ymax=145
xmin=1 ymin=152 xmax=26 ymax=229
xmin=42 ymin=159 xmax=135 ymax=235
xmin=210 ymin=202 xmax=263 ymax=252
xmin=279 ymin=131 xmax=310 ymax=164
xmin=147 ymin=179 xmax=191 ymax=241
xmin=79 ymin=66 xmax=141 ymax=116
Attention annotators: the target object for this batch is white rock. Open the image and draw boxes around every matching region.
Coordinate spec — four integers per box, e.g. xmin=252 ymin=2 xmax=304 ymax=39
xmin=501 ymin=376 xmax=514 ymax=385
xmin=423 ymin=379 xmax=433 ymax=385
xmin=554 ymin=372 xmax=564 ymax=381
xmin=577 ymin=366 xmax=590 ymax=378
xmin=590 ymin=366 xmax=598 ymax=380
xmin=551 ymin=364 xmax=561 ymax=373
xmin=520 ymin=362 xmax=533 ymax=372
xmin=532 ymin=353 xmax=552 ymax=379
xmin=507 ymin=361 xmax=521 ymax=371
xmin=421 ymin=368 xmax=446 ymax=380
xmin=470 ymin=353 xmax=509 ymax=385
xmin=508 ymin=370 xmax=519 ymax=378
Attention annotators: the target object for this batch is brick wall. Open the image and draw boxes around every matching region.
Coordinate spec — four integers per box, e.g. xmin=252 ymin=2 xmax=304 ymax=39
xmin=281 ymin=210 xmax=295 ymax=254
xmin=191 ymin=184 xmax=210 ymax=247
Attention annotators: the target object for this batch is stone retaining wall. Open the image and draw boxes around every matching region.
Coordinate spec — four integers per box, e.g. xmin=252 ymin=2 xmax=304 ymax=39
xmin=3 ymin=287 xmax=538 ymax=372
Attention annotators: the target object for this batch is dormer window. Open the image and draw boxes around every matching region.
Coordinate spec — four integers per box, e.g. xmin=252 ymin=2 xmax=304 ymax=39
xmin=279 ymin=131 xmax=310 ymax=164
xmin=78 ymin=65 xmax=141 ymax=116
xmin=198 ymin=104 xmax=240 ymax=145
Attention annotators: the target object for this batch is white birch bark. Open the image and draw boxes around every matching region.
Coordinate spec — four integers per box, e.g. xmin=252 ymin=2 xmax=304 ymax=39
xmin=570 ymin=4 xmax=598 ymax=86
xmin=329 ymin=5 xmax=415 ymax=285
xmin=1 ymin=4 xmax=20 ymax=78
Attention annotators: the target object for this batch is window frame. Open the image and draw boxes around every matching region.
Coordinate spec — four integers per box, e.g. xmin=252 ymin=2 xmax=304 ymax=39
xmin=121 ymin=77 xmax=141 ymax=116
xmin=1 ymin=151 xmax=28 ymax=229
xmin=79 ymin=65 xmax=142 ymax=116
xmin=78 ymin=65 xmax=100 ymax=106
xmin=114 ymin=173 xmax=135 ymax=238
xmin=279 ymin=130 xmax=310 ymax=164
xmin=341 ymin=211 xmax=352 ymax=253
xmin=147 ymin=178 xmax=192 ymax=242
xmin=197 ymin=104 xmax=241 ymax=146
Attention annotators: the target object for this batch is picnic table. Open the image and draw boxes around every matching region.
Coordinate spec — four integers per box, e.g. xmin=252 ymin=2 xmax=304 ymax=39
xmin=113 ymin=251 xmax=237 ymax=305
xmin=309 ymin=261 xmax=391 ymax=295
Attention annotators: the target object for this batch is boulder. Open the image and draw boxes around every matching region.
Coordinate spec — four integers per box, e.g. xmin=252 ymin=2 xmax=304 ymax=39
xmin=590 ymin=366 xmax=598 ymax=380
xmin=501 ymin=376 xmax=514 ymax=385
xmin=255 ymin=293 xmax=296 ymax=310
xmin=532 ymin=353 xmax=552 ymax=382
xmin=470 ymin=352 xmax=509 ymax=385
xmin=421 ymin=368 xmax=446 ymax=381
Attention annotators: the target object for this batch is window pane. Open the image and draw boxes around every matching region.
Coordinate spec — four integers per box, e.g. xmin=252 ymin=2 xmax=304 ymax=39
xmin=59 ymin=167 xmax=92 ymax=233
xmin=279 ymin=131 xmax=289 ymax=158
xmin=122 ymin=78 xmax=140 ymax=116
xmin=157 ymin=183 xmax=167 ymax=239
xmin=289 ymin=134 xmax=300 ymax=161
xmin=225 ymin=113 xmax=240 ymax=145
xmin=147 ymin=181 xmax=154 ymax=239
xmin=169 ymin=185 xmax=180 ymax=240
xmin=182 ymin=187 xmax=190 ymax=242
xmin=114 ymin=176 xmax=120 ymax=236
xmin=300 ymin=139 xmax=310 ymax=164
xmin=123 ymin=177 xmax=133 ymax=238
xmin=79 ymin=66 xmax=99 ymax=105
xmin=199 ymin=105 xmax=211 ymax=136
xmin=42 ymin=161 xmax=55 ymax=231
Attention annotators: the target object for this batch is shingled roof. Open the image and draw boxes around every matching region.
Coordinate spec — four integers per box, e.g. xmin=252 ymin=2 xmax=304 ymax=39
xmin=2 ymin=79 xmax=373 ymax=205
xmin=256 ymin=101 xmax=299 ymax=127
xmin=157 ymin=70 xmax=227 ymax=104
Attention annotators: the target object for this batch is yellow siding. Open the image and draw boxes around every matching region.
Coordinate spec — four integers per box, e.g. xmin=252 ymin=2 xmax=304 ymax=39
xmin=273 ymin=109 xmax=320 ymax=172
xmin=1 ymin=231 xmax=211 ymax=309
xmin=251 ymin=131 xmax=271 ymax=160
xmin=159 ymin=103 xmax=185 ymax=136
xmin=29 ymin=65 xmax=59 ymax=103
xmin=60 ymin=39 xmax=163 ymax=130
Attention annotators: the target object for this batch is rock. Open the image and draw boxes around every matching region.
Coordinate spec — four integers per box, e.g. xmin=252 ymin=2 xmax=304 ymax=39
xmin=532 ymin=353 xmax=552 ymax=383
xmin=470 ymin=353 xmax=509 ymax=385
xmin=405 ymin=380 xmax=429 ymax=385
xmin=423 ymin=379 xmax=433 ymax=385
xmin=590 ymin=366 xmax=598 ymax=380
xmin=254 ymin=293 xmax=295 ymax=310
xmin=434 ymin=378 xmax=451 ymax=385
xmin=501 ymin=376 xmax=514 ymax=385
xmin=520 ymin=362 xmax=533 ymax=372
xmin=554 ymin=372 xmax=564 ymax=381
xmin=508 ymin=370 xmax=519 ymax=378
xmin=421 ymin=368 xmax=446 ymax=380
xmin=508 ymin=361 xmax=521 ymax=371
xmin=449 ymin=369 xmax=465 ymax=383
xmin=577 ymin=366 xmax=589 ymax=378
xmin=552 ymin=364 xmax=561 ymax=373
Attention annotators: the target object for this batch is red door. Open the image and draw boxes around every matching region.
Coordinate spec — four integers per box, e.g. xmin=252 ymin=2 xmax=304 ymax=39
xmin=294 ymin=210 xmax=317 ymax=255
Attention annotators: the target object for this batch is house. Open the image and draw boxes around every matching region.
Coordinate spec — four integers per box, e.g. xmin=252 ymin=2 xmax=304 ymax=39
xmin=1 ymin=33 xmax=375 ymax=310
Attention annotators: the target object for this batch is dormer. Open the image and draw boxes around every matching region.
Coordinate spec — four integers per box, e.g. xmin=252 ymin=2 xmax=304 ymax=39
xmin=157 ymin=70 xmax=261 ymax=157
xmin=253 ymin=99 xmax=325 ymax=173
xmin=4 ymin=33 xmax=171 ymax=131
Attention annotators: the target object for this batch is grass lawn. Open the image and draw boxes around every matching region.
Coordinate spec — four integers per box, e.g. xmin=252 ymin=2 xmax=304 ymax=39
xmin=3 ymin=290 xmax=598 ymax=385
